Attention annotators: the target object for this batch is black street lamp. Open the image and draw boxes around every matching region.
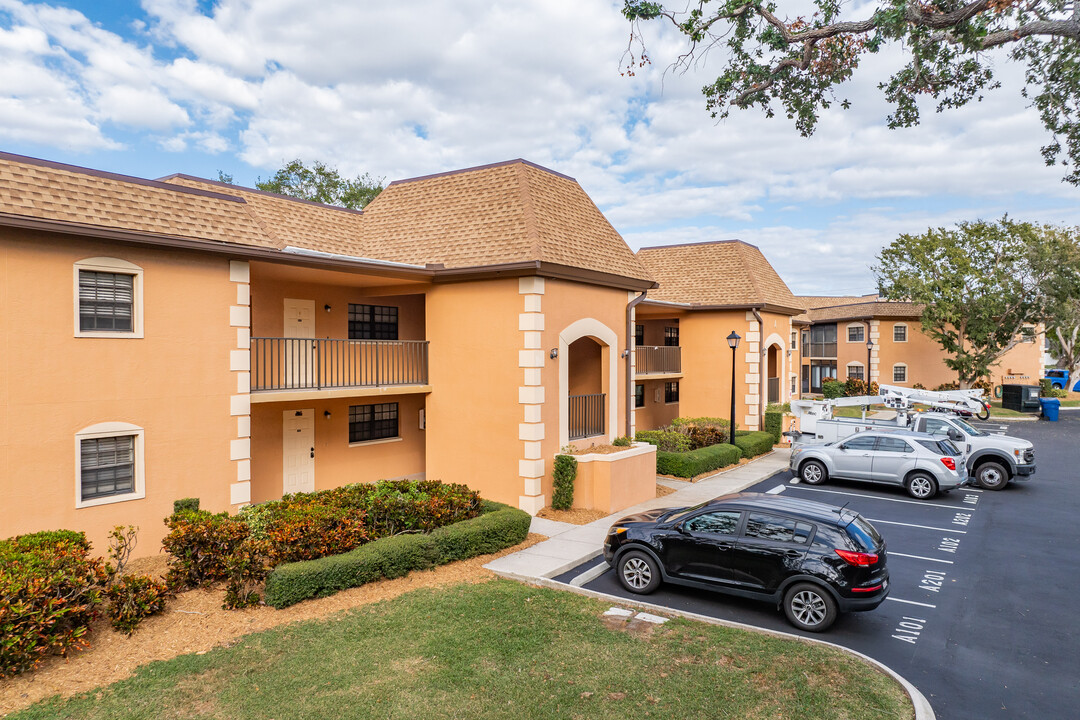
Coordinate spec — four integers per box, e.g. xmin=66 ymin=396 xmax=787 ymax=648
xmin=865 ymin=338 xmax=874 ymax=410
xmin=727 ymin=331 xmax=741 ymax=446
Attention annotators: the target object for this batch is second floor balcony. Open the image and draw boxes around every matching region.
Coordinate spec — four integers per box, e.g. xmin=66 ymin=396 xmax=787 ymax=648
xmin=635 ymin=345 xmax=682 ymax=378
xmin=251 ymin=338 xmax=430 ymax=399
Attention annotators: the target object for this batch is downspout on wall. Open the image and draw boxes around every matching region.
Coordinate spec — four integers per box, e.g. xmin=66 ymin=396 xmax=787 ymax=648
xmin=626 ymin=291 xmax=648 ymax=437
xmin=751 ymin=308 xmax=764 ymax=431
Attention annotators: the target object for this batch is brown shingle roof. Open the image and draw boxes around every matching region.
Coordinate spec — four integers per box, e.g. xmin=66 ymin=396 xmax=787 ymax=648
xmin=355 ymin=160 xmax=652 ymax=282
xmin=0 ymin=154 xmax=652 ymax=287
xmin=160 ymin=174 xmax=365 ymax=256
xmin=806 ymin=300 xmax=922 ymax=322
xmin=636 ymin=240 xmax=800 ymax=312
xmin=796 ymin=294 xmax=879 ymax=309
xmin=0 ymin=153 xmax=272 ymax=248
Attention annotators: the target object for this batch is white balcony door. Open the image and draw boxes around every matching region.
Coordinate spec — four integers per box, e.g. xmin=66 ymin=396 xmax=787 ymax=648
xmin=283 ymin=298 xmax=315 ymax=388
xmin=282 ymin=409 xmax=315 ymax=495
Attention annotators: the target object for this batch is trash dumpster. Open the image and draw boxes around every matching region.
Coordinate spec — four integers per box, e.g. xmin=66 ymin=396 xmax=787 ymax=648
xmin=1002 ymin=384 xmax=1041 ymax=413
xmin=1039 ymin=397 xmax=1060 ymax=421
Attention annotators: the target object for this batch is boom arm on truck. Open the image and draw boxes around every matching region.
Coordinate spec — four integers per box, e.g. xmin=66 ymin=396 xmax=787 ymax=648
xmin=791 ymin=384 xmax=990 ymax=434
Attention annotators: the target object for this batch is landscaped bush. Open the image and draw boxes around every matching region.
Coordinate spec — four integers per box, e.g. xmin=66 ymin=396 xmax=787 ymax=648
xmin=260 ymin=504 xmax=370 ymax=565
xmin=669 ymin=416 xmax=732 ymax=432
xmin=763 ymin=410 xmax=783 ymax=444
xmin=162 ymin=510 xmax=250 ymax=588
xmin=552 ymin=455 xmax=577 ymax=510
xmin=655 ymin=443 xmax=741 ymax=478
xmin=734 ymin=431 xmax=776 ymax=458
xmin=934 ymin=382 xmax=960 ymax=391
xmin=0 ymin=530 xmax=108 ymax=678
xmin=105 ymin=574 xmax=171 ymax=634
xmin=822 ymin=379 xmax=846 ymax=398
xmin=635 ymin=429 xmax=692 ymax=452
xmin=612 ymin=435 xmax=631 ymax=447
xmin=263 ymin=502 xmax=530 ymax=609
xmin=843 ymin=378 xmax=879 ymax=397
xmin=173 ymin=497 xmax=200 ymax=514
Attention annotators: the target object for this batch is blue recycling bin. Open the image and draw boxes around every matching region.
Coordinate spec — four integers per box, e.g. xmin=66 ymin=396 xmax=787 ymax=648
xmin=1039 ymin=397 xmax=1060 ymax=421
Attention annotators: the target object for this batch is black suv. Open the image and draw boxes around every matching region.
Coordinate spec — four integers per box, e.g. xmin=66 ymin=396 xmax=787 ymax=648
xmin=602 ymin=492 xmax=889 ymax=631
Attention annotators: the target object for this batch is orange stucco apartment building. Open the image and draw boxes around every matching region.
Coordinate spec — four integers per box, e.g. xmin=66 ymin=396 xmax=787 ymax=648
xmin=0 ymin=153 xmax=658 ymax=553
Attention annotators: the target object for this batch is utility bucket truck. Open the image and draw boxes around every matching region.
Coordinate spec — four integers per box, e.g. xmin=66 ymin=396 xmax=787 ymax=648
xmin=787 ymin=385 xmax=1035 ymax=490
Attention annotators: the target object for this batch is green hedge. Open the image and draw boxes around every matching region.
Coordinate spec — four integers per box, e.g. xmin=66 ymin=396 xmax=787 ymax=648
xmin=634 ymin=429 xmax=691 ymax=452
xmin=734 ymin=431 xmax=775 ymax=458
xmin=763 ymin=411 xmax=783 ymax=444
xmin=656 ymin=443 xmax=741 ymax=478
xmin=263 ymin=502 xmax=530 ymax=609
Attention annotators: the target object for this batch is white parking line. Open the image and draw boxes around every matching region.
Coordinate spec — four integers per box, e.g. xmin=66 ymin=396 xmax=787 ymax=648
xmin=887 ymin=597 xmax=937 ymax=609
xmin=765 ymin=485 xmax=786 ymax=494
xmin=786 ymin=486 xmax=973 ymax=510
xmin=888 ymin=552 xmax=954 ymax=565
xmin=867 ymin=518 xmax=967 ymax=534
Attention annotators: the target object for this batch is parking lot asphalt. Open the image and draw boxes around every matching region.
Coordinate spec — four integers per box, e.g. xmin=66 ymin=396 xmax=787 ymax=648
xmin=553 ymin=414 xmax=1080 ymax=719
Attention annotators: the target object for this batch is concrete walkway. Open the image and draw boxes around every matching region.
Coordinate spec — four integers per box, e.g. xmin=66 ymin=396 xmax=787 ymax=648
xmin=484 ymin=449 xmax=791 ymax=581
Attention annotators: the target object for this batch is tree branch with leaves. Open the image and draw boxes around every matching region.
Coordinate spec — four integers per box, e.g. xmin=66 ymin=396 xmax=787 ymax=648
xmin=622 ymin=0 xmax=1080 ymax=183
xmin=874 ymin=217 xmax=1070 ymax=386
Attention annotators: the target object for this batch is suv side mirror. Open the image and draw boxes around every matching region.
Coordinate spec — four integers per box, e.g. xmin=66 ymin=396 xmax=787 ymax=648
xmin=948 ymin=429 xmax=963 ymax=441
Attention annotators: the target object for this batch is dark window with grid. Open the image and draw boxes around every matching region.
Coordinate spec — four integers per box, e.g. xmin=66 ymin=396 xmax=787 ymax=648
xmin=665 ymin=381 xmax=679 ymax=403
xmin=791 ymin=331 xmax=797 ymax=349
xmin=80 ymin=436 xmax=135 ymax=500
xmin=634 ymin=383 xmax=645 ymax=408
xmin=847 ymin=364 xmax=864 ymax=380
xmin=349 ymin=402 xmax=399 ymax=443
xmin=79 ymin=271 xmax=133 ymax=331
xmin=348 ymin=304 xmax=398 ymax=340
xmin=893 ymin=324 xmax=907 ymax=342
xmin=664 ymin=326 xmax=679 ymax=346
xmin=847 ymin=325 xmax=864 ymax=342
xmin=635 ymin=324 xmax=644 ymax=347
xmin=893 ymin=365 xmax=907 ymax=382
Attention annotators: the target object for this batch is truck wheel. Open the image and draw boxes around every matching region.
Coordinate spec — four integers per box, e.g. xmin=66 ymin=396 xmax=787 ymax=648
xmin=975 ymin=461 xmax=1009 ymax=491
xmin=800 ymin=460 xmax=827 ymax=485
xmin=905 ymin=473 xmax=938 ymax=500
xmin=1052 ymin=382 xmax=1063 ymax=390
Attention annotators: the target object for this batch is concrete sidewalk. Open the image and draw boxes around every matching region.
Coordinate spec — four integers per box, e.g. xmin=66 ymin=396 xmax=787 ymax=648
xmin=484 ymin=448 xmax=791 ymax=581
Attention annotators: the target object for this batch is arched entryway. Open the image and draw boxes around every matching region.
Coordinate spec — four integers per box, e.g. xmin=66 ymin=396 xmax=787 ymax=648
xmin=559 ymin=318 xmax=619 ymax=448
xmin=763 ymin=333 xmax=787 ymax=404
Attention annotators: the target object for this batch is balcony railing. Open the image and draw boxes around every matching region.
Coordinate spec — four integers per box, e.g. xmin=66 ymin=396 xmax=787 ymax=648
xmin=635 ymin=346 xmax=682 ymax=375
xmin=804 ymin=342 xmax=837 ymax=359
xmin=569 ymin=393 xmax=605 ymax=441
xmin=251 ymin=338 xmax=429 ymax=392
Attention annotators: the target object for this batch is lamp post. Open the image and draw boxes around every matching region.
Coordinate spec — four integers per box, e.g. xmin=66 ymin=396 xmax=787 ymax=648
xmin=727 ymin=331 xmax=741 ymax=446
xmin=865 ymin=338 xmax=874 ymax=410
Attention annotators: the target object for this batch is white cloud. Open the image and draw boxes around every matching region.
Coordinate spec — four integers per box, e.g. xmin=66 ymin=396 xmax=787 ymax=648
xmin=0 ymin=0 xmax=1076 ymax=294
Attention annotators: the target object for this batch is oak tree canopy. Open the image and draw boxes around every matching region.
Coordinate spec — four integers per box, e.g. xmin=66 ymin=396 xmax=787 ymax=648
xmin=622 ymin=1 xmax=1080 ymax=183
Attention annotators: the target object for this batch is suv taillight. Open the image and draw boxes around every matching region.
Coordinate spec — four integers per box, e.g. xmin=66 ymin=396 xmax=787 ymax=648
xmin=940 ymin=457 xmax=956 ymax=471
xmin=835 ymin=549 xmax=878 ymax=566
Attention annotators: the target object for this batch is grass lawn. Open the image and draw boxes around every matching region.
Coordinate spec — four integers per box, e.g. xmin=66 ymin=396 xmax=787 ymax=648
xmin=831 ymin=405 xmax=887 ymax=418
xmin=11 ymin=580 xmax=912 ymax=720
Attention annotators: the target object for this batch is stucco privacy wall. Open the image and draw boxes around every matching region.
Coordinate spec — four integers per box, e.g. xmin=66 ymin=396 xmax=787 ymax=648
xmin=0 ymin=230 xmax=236 ymax=555
xmin=248 ymin=394 xmax=426 ymax=504
xmin=424 ymin=278 xmax=522 ymax=507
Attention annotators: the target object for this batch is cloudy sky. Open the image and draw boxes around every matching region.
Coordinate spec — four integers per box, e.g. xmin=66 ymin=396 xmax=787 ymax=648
xmin=2 ymin=0 xmax=1078 ymax=294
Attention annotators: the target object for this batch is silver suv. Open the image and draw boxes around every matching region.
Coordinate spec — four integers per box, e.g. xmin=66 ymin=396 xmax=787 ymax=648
xmin=789 ymin=429 xmax=967 ymax=500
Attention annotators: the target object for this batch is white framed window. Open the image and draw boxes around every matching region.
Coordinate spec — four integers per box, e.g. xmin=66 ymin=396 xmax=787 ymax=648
xmin=846 ymin=323 xmax=865 ymax=343
xmin=893 ymin=323 xmax=908 ymax=343
xmin=893 ymin=364 xmax=908 ymax=383
xmin=1021 ymin=326 xmax=1036 ymax=343
xmin=790 ymin=331 xmax=797 ymax=350
xmin=846 ymin=362 xmax=865 ymax=381
xmin=74 ymin=257 xmax=144 ymax=338
xmin=75 ymin=422 xmax=145 ymax=508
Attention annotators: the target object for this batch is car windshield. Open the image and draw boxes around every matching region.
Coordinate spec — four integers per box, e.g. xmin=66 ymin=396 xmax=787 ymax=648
xmin=952 ymin=418 xmax=986 ymax=437
xmin=663 ymin=501 xmax=709 ymax=524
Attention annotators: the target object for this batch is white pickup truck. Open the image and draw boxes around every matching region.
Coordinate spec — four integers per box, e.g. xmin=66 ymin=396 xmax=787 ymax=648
xmin=789 ymin=411 xmax=1035 ymax=490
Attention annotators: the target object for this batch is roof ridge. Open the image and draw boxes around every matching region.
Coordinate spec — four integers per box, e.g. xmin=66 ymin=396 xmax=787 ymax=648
xmin=737 ymin=241 xmax=767 ymax=306
xmin=387 ymin=158 xmax=575 ymax=187
xmin=0 ymin=151 xmax=247 ymax=204
xmin=515 ymin=162 xmax=544 ymax=261
xmin=158 ymin=173 xmax=365 ymax=215
xmin=637 ymin=238 xmax=759 ymax=253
